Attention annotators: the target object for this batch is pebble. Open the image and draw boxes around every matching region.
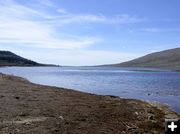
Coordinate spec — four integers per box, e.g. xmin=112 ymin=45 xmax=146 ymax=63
xmin=135 ymin=112 xmax=139 ymax=116
xmin=25 ymin=122 xmax=31 ymax=125
xmin=58 ymin=116 xmax=64 ymax=120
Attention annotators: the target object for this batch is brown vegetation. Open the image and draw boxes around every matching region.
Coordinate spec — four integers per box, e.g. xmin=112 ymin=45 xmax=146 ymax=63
xmin=111 ymin=48 xmax=180 ymax=68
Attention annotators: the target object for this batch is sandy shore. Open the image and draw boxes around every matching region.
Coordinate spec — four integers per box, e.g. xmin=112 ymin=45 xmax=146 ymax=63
xmin=0 ymin=73 xmax=179 ymax=134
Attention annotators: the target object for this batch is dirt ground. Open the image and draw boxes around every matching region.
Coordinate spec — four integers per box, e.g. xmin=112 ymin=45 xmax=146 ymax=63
xmin=0 ymin=73 xmax=179 ymax=134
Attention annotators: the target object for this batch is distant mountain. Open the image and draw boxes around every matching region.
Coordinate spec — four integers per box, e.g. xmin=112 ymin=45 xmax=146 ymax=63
xmin=109 ymin=48 xmax=180 ymax=68
xmin=0 ymin=51 xmax=46 ymax=66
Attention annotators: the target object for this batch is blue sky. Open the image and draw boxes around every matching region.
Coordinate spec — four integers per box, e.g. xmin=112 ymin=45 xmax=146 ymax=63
xmin=0 ymin=0 xmax=180 ymax=65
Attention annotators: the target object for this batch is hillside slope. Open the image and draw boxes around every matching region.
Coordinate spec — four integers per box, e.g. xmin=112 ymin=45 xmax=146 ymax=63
xmin=0 ymin=51 xmax=43 ymax=66
xmin=112 ymin=48 xmax=180 ymax=68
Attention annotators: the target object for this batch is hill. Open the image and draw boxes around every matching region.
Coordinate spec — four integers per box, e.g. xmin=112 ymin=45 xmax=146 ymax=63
xmin=111 ymin=48 xmax=180 ymax=68
xmin=0 ymin=51 xmax=44 ymax=66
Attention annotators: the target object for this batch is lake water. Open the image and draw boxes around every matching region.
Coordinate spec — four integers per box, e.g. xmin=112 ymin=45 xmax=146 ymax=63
xmin=0 ymin=66 xmax=180 ymax=113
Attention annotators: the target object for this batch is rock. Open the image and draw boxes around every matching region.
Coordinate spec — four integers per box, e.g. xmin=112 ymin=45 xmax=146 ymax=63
xmin=58 ymin=116 xmax=64 ymax=120
xmin=0 ymin=95 xmax=5 ymax=98
xmin=135 ymin=112 xmax=139 ymax=116
xmin=15 ymin=128 xmax=20 ymax=133
xmin=19 ymin=112 xmax=28 ymax=117
xmin=148 ymin=115 xmax=154 ymax=120
xmin=25 ymin=122 xmax=31 ymax=125
xmin=15 ymin=96 xmax=20 ymax=100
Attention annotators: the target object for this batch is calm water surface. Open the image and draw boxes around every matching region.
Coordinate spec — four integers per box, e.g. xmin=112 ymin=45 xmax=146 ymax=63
xmin=0 ymin=67 xmax=180 ymax=113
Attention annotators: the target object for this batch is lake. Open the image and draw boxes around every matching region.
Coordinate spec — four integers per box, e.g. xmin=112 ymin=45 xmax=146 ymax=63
xmin=0 ymin=66 xmax=180 ymax=113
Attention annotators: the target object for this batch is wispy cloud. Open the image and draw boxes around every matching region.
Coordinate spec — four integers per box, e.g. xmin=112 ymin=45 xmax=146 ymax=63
xmin=46 ymin=14 xmax=146 ymax=25
xmin=0 ymin=0 xmax=102 ymax=50
xmin=0 ymin=0 xmax=145 ymax=49
xmin=143 ymin=28 xmax=160 ymax=32
xmin=57 ymin=8 xmax=67 ymax=14
xmin=36 ymin=0 xmax=55 ymax=7
xmin=143 ymin=28 xmax=180 ymax=33
xmin=0 ymin=0 xmax=147 ymax=65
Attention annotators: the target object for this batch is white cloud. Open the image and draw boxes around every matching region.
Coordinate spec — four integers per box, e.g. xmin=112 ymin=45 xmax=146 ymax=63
xmin=111 ymin=14 xmax=146 ymax=24
xmin=0 ymin=0 xmax=49 ymax=19
xmin=0 ymin=0 xmax=145 ymax=50
xmin=0 ymin=38 xmax=101 ymax=50
xmin=57 ymin=8 xmax=67 ymax=14
xmin=0 ymin=0 xmax=146 ymax=65
xmin=143 ymin=28 xmax=160 ymax=32
xmin=59 ymin=14 xmax=106 ymax=24
xmin=0 ymin=0 xmax=102 ymax=50
xmin=143 ymin=28 xmax=180 ymax=33
xmin=47 ymin=14 xmax=146 ymax=25
xmin=37 ymin=0 xmax=55 ymax=7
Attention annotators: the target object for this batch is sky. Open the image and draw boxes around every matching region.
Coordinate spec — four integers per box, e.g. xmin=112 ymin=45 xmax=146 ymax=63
xmin=0 ymin=0 xmax=180 ymax=66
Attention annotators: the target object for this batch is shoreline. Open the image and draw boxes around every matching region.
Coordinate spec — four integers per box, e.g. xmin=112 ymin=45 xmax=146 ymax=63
xmin=0 ymin=73 xmax=179 ymax=133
